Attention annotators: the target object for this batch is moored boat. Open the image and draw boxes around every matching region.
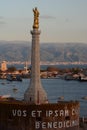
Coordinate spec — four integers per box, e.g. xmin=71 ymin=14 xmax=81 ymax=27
xmin=82 ymin=96 xmax=87 ymax=100
xmin=6 ymin=74 xmax=22 ymax=82
xmin=79 ymin=76 xmax=87 ymax=82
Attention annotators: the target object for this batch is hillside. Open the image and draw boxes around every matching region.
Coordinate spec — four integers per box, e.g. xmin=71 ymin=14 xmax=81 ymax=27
xmin=0 ymin=41 xmax=87 ymax=62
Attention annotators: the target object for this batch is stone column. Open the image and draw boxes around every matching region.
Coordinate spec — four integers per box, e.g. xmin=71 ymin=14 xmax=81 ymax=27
xmin=24 ymin=8 xmax=48 ymax=104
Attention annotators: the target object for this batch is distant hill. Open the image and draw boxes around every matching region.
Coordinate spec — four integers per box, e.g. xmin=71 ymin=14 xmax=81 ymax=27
xmin=0 ymin=41 xmax=87 ymax=62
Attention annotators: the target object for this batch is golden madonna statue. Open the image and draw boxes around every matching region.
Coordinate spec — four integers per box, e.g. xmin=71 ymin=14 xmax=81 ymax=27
xmin=33 ymin=7 xmax=39 ymax=29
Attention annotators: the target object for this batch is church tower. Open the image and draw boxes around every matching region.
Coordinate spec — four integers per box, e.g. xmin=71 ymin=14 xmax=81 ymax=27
xmin=1 ymin=61 xmax=7 ymax=71
xmin=24 ymin=7 xmax=48 ymax=104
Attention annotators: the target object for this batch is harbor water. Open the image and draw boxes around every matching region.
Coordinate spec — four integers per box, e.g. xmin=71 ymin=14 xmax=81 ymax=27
xmin=0 ymin=78 xmax=87 ymax=117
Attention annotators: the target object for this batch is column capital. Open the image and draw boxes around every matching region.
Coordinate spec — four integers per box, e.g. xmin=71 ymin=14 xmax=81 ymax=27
xmin=30 ymin=29 xmax=41 ymax=35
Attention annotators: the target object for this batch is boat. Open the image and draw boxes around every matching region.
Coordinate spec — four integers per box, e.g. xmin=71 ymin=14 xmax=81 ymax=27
xmin=13 ymin=88 xmax=18 ymax=92
xmin=79 ymin=76 xmax=87 ymax=82
xmin=16 ymin=75 xmax=22 ymax=81
xmin=58 ymin=96 xmax=64 ymax=101
xmin=6 ymin=74 xmax=13 ymax=81
xmin=6 ymin=74 xmax=22 ymax=82
xmin=0 ymin=94 xmax=11 ymax=99
xmin=82 ymin=96 xmax=87 ymax=100
xmin=1 ymin=82 xmax=5 ymax=85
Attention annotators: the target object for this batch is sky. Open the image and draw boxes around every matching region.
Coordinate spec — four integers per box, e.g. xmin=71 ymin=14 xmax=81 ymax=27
xmin=0 ymin=0 xmax=87 ymax=43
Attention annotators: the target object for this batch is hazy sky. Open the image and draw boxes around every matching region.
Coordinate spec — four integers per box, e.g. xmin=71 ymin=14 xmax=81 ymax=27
xmin=0 ymin=0 xmax=87 ymax=43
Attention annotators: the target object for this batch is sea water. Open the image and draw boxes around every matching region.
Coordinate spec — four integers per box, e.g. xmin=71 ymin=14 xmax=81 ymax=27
xmin=0 ymin=78 xmax=87 ymax=117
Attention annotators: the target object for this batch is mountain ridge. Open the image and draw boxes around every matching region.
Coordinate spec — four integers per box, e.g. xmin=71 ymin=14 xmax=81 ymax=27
xmin=0 ymin=41 xmax=87 ymax=62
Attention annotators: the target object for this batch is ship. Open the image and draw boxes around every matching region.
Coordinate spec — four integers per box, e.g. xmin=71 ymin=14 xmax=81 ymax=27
xmin=79 ymin=76 xmax=87 ymax=82
xmin=7 ymin=74 xmax=22 ymax=82
xmin=0 ymin=7 xmax=80 ymax=130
